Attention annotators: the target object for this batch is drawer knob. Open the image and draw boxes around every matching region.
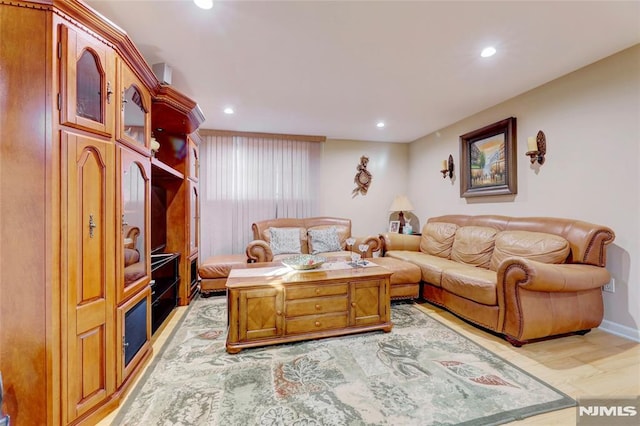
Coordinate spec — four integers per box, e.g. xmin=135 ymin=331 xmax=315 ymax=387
xmin=315 ymin=304 xmax=321 ymax=310
xmin=276 ymin=310 xmax=282 ymax=316
xmin=315 ymin=288 xmax=320 ymax=294
xmin=351 ymin=302 xmax=356 ymax=307
xmin=315 ymin=321 xmax=321 ymax=327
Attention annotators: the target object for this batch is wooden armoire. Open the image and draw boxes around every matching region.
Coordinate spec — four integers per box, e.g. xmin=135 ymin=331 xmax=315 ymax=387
xmin=0 ymin=1 xmax=204 ymax=424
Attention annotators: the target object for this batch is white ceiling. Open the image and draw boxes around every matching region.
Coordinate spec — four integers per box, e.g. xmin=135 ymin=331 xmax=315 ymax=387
xmin=86 ymin=0 xmax=640 ymax=142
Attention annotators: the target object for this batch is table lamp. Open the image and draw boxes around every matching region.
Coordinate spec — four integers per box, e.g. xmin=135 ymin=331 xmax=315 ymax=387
xmin=389 ymin=195 xmax=414 ymax=234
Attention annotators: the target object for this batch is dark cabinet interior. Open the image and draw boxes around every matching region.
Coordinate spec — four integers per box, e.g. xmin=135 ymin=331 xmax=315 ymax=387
xmin=150 ymin=253 xmax=180 ymax=333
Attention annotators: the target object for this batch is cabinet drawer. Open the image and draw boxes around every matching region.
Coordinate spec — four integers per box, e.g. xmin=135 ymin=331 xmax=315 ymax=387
xmin=286 ymin=313 xmax=348 ymax=335
xmin=286 ymin=283 xmax=348 ymax=300
xmin=286 ymin=296 xmax=347 ymax=317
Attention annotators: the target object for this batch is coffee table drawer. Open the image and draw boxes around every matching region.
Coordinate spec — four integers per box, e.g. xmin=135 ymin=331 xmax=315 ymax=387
xmin=286 ymin=296 xmax=348 ymax=317
xmin=286 ymin=313 xmax=348 ymax=334
xmin=286 ymin=283 xmax=348 ymax=300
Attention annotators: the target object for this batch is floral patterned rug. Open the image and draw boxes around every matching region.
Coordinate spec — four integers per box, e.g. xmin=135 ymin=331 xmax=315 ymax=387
xmin=113 ymin=297 xmax=574 ymax=425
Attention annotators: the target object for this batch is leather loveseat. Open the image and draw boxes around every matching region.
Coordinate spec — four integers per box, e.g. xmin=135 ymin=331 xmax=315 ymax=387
xmin=380 ymin=215 xmax=615 ymax=346
xmin=246 ymin=217 xmax=381 ymax=263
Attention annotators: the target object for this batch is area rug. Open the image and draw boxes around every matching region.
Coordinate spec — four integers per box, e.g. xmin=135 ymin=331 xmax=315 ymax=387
xmin=113 ymin=297 xmax=575 ymax=425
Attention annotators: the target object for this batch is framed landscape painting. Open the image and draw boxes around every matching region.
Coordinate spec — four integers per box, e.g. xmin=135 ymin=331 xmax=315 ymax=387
xmin=459 ymin=117 xmax=517 ymax=198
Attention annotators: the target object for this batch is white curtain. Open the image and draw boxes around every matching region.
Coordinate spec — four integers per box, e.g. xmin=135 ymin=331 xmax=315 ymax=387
xmin=200 ymin=133 xmax=323 ymax=258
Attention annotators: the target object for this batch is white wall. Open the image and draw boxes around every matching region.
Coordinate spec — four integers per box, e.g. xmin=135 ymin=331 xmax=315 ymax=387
xmin=319 ymin=139 xmax=410 ymax=238
xmin=408 ymin=45 xmax=640 ymax=339
xmin=317 ymin=46 xmax=639 ymax=339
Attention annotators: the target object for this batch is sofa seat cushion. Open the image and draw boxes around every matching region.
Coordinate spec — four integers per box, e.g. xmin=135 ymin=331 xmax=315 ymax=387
xmin=385 ymin=251 xmax=459 ymax=287
xmin=441 ymin=266 xmax=497 ymax=306
xmin=384 ymin=250 xmax=421 ymax=262
xmin=199 ymin=254 xmax=248 ymax=279
xmin=420 ymin=222 xmax=458 ymax=258
xmin=450 ymin=226 xmax=498 ymax=269
xmin=124 ymin=262 xmax=146 ymax=286
xmin=490 ymin=230 xmax=570 ymax=271
xmin=373 ymin=257 xmax=421 ymax=285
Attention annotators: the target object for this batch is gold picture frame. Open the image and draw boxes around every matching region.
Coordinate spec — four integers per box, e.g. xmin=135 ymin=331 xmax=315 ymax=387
xmin=460 ymin=117 xmax=517 ymax=198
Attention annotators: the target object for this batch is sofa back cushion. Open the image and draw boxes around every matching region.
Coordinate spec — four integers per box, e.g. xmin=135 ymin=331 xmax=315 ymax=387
xmin=420 ymin=222 xmax=458 ymax=258
xmin=268 ymin=227 xmax=304 ymax=255
xmin=490 ymin=230 xmax=570 ymax=271
xmin=450 ymin=226 xmax=498 ymax=269
xmin=308 ymin=226 xmax=342 ymax=254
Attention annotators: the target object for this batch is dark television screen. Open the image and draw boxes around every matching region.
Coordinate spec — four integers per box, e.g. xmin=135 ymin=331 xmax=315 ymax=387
xmin=151 ymin=184 xmax=167 ymax=254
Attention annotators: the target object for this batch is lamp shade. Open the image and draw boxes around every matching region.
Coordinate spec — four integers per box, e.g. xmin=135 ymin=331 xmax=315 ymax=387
xmin=389 ymin=195 xmax=414 ymax=212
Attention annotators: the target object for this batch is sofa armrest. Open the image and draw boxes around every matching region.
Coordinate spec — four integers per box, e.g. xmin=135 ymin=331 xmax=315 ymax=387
xmin=246 ymin=240 xmax=273 ymax=263
xmin=497 ymin=258 xmax=610 ymax=342
xmin=498 ymin=258 xmax=611 ymax=293
xmin=379 ymin=233 xmax=421 ymax=254
xmin=351 ymin=235 xmax=382 ymax=258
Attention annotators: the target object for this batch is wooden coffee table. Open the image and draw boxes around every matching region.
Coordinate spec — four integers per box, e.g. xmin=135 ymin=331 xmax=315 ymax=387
xmin=225 ymin=262 xmax=392 ymax=353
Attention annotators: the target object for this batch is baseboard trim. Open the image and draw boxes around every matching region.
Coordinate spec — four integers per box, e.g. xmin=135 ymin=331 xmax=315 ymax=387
xmin=598 ymin=320 xmax=640 ymax=342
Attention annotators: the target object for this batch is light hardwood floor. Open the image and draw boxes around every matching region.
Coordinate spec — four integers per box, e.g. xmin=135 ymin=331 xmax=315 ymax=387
xmin=100 ymin=298 xmax=640 ymax=425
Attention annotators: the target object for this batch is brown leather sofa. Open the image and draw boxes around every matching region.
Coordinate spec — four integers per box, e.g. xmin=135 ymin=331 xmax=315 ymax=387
xmin=380 ymin=215 xmax=615 ymax=346
xmin=246 ymin=217 xmax=382 ymax=262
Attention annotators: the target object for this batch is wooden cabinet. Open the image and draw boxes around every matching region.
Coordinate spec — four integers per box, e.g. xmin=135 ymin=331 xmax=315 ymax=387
xmin=116 ymin=287 xmax=151 ymax=388
xmin=351 ymin=279 xmax=387 ymax=326
xmin=116 ymin=58 xmax=151 ymax=153
xmin=151 ymin=131 xmax=202 ymax=304
xmin=226 ymin=268 xmax=392 ymax=353
xmin=59 ymin=23 xmax=115 ymax=136
xmin=0 ymin=1 xmax=204 ymax=424
xmin=238 ymin=287 xmax=285 ymax=341
xmin=187 ymin=136 xmax=200 ymax=300
xmin=188 ymin=137 xmax=199 ymax=181
xmin=61 ymin=131 xmax=116 ymax=422
xmin=117 ymin=145 xmax=151 ymax=303
xmin=188 ymin=180 xmax=199 ymax=256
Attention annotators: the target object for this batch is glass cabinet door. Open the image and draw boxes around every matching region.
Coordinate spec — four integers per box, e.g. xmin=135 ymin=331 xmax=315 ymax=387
xmin=117 ymin=58 xmax=151 ymax=153
xmin=188 ymin=140 xmax=199 ymax=181
xmin=118 ymin=146 xmax=151 ymax=303
xmin=59 ymin=24 xmax=115 ymax=135
xmin=189 ymin=181 xmax=199 ymax=256
xmin=115 ymin=286 xmax=151 ymax=387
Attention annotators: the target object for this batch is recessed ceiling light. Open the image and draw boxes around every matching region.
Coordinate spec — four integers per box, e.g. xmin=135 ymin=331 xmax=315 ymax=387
xmin=376 ymin=122 xmax=385 ymax=128
xmin=194 ymin=0 xmax=213 ymax=10
xmin=481 ymin=46 xmax=497 ymax=58
xmin=224 ymin=107 xmax=234 ymax=114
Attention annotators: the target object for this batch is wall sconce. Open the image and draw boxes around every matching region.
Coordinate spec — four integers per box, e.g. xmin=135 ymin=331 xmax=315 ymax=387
xmin=526 ymin=131 xmax=546 ymax=165
xmin=441 ymin=154 xmax=454 ymax=178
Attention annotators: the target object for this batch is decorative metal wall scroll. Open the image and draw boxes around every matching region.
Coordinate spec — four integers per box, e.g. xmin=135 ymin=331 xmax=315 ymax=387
xmin=352 ymin=155 xmax=372 ymax=197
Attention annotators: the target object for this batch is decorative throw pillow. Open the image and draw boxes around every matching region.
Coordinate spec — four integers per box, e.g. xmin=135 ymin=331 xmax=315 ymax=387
xmin=308 ymin=226 xmax=342 ymax=254
xmin=269 ymin=227 xmax=302 ymax=255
